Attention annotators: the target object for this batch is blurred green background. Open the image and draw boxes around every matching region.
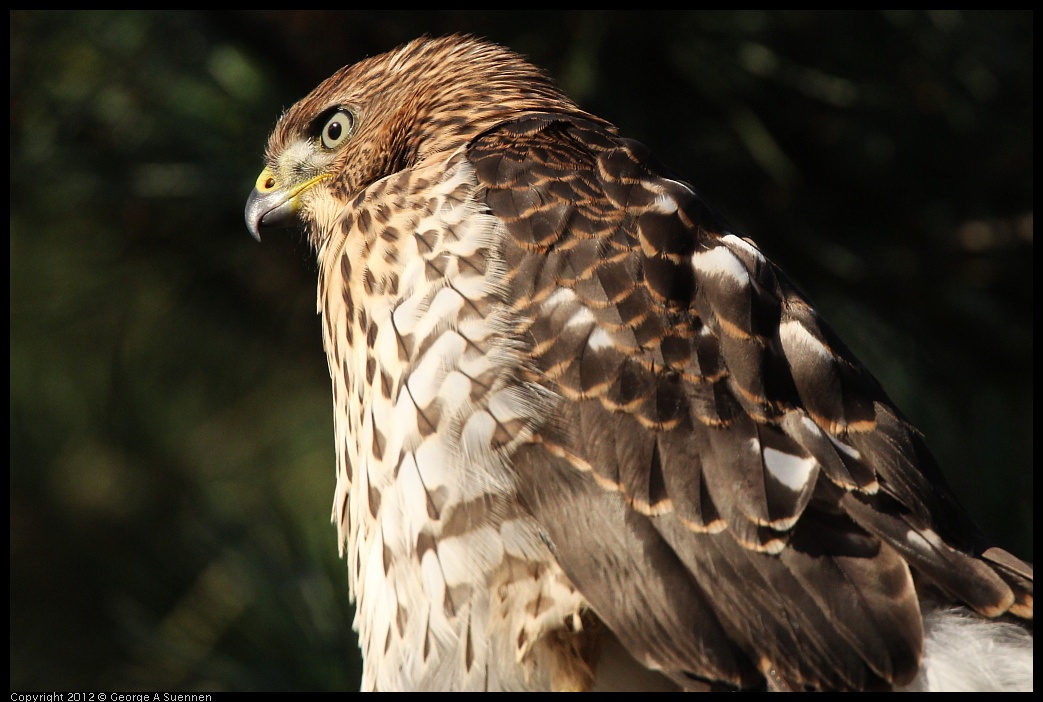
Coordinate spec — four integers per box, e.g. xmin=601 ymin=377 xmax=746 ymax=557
xmin=10 ymin=10 xmax=1032 ymax=692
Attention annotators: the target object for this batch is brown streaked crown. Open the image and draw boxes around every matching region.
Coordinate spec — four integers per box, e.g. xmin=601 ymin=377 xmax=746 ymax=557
xmin=265 ymin=35 xmax=609 ymax=201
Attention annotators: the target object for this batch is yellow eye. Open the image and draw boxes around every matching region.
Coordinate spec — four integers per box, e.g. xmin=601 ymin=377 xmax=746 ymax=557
xmin=320 ymin=110 xmax=355 ymax=149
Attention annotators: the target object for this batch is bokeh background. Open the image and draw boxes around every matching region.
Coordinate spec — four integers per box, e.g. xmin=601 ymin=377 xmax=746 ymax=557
xmin=10 ymin=10 xmax=1032 ymax=692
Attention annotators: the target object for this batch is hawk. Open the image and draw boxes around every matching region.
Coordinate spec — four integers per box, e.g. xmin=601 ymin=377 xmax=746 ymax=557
xmin=245 ymin=35 xmax=1032 ymax=691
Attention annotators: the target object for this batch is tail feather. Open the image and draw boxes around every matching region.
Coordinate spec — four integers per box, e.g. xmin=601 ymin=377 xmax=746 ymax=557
xmin=981 ymin=546 xmax=1034 ymax=620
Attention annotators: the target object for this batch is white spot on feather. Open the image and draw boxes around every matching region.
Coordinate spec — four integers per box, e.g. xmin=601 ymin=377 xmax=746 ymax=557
xmin=392 ymin=288 xmax=425 ymax=337
xmin=541 ymin=287 xmax=577 ymax=312
xmin=650 ymin=192 xmax=679 ymax=214
xmin=461 ymin=410 xmax=496 ymax=453
xmin=414 ymin=436 xmax=451 ymax=491
xmin=407 ymin=331 xmax=467 ymax=409
xmin=392 ymin=389 xmax=420 ymax=442
xmin=827 ymin=433 xmax=862 ymax=461
xmin=587 ymin=327 xmax=616 ymax=351
xmin=411 ymin=287 xmax=464 ymax=344
xmin=906 ymin=528 xmax=944 ymax=552
xmin=487 ymin=387 xmax=529 ymax=425
xmin=397 ymin=255 xmax=427 ymax=300
xmin=455 ymin=315 xmax=494 ymax=344
xmin=780 ymin=319 xmax=832 ymax=364
xmin=691 ymin=246 xmax=750 ymax=285
xmin=565 ymin=306 xmax=595 ymax=329
xmin=763 ymin=447 xmax=816 ymax=491
xmin=373 ymin=323 xmax=402 ymax=369
xmin=437 ymin=528 xmax=505 ymax=588
xmin=722 ymin=233 xmax=767 ymax=264
xmin=457 ymin=348 xmax=495 ymax=380
xmin=439 ymin=370 xmax=473 ymax=404
xmin=451 ymin=273 xmax=489 ymax=301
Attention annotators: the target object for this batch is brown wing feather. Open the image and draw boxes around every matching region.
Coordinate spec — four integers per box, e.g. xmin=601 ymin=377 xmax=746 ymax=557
xmin=468 ymin=113 xmax=1031 ymax=690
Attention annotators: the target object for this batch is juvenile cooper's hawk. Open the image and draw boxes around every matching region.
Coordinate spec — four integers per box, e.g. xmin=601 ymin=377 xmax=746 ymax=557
xmin=245 ymin=35 xmax=1032 ymax=691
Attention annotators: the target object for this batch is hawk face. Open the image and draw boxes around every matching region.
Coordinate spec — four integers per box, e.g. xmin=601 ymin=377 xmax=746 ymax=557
xmin=246 ymin=34 xmax=1032 ymax=692
xmin=244 ymin=69 xmax=393 ymax=247
xmin=246 ymin=36 xmax=591 ymax=249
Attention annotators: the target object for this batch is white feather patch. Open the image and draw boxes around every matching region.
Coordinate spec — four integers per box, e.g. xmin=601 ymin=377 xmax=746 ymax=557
xmin=779 ymin=319 xmax=833 ymax=363
xmin=587 ymin=327 xmax=616 ymax=351
xmin=905 ymin=529 xmax=934 ymax=552
xmin=900 ymin=602 xmax=1034 ymax=692
xmin=826 ymin=433 xmax=862 ymax=461
xmin=763 ymin=446 xmax=816 ymax=491
xmin=691 ymin=245 xmax=751 ymax=285
xmin=650 ymin=192 xmax=679 ymax=214
xmin=391 ymin=391 xmax=420 ymax=447
xmin=498 ymin=517 xmax=550 ymax=562
xmin=436 ymin=527 xmax=505 ymax=588
xmin=455 ymin=315 xmax=495 ymax=344
xmin=451 ymin=272 xmax=490 ymax=301
xmin=457 ymin=347 xmax=495 ymax=380
xmin=413 ymin=436 xmax=451 ymax=491
xmin=438 ymin=370 xmax=473 ymax=404
xmin=461 ymin=410 xmax=496 ymax=453
xmin=392 ymin=287 xmax=426 ymax=337
xmin=722 ymin=233 xmax=767 ymax=264
xmin=411 ymin=286 xmax=465 ymax=345
xmin=407 ymin=331 xmax=466 ymax=409
xmin=565 ymin=306 xmax=596 ymax=329
xmin=541 ymin=287 xmax=577 ymax=312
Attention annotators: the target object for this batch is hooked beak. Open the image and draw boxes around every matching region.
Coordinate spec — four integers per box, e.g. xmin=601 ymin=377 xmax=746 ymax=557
xmin=245 ymin=167 xmax=329 ymax=241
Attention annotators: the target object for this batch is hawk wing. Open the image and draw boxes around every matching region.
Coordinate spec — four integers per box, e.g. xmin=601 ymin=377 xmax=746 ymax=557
xmin=466 ymin=114 xmax=1031 ymax=690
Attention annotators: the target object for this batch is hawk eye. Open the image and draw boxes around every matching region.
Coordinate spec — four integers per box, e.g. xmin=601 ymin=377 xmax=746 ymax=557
xmin=320 ymin=110 xmax=354 ymax=149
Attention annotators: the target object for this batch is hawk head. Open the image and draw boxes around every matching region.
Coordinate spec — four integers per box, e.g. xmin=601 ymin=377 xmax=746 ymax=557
xmin=245 ymin=34 xmax=598 ymax=248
